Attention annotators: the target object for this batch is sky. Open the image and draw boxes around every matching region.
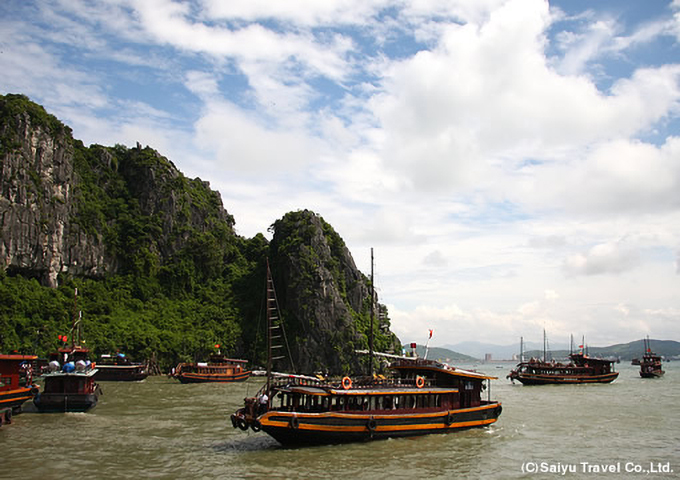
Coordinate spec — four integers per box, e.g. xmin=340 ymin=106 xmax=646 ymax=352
xmin=1 ymin=0 xmax=680 ymax=350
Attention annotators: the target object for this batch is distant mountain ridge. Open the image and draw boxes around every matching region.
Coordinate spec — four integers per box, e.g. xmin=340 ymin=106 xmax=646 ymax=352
xmin=443 ymin=339 xmax=680 ymax=361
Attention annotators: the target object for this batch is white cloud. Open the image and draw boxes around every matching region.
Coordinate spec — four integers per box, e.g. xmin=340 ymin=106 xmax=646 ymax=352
xmin=563 ymin=241 xmax=641 ymax=276
xmin=3 ymin=0 xmax=680 ymax=347
xmin=194 ymin=100 xmax=324 ymax=173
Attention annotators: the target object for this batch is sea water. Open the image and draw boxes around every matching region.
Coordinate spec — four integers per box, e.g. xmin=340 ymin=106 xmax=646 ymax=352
xmin=1 ymin=363 xmax=678 ymax=479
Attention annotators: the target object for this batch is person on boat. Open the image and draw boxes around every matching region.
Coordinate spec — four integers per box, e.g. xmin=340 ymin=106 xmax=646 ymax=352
xmin=258 ymin=393 xmax=268 ymax=415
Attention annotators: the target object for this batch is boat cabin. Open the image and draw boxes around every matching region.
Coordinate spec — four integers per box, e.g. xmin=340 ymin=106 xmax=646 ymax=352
xmin=270 ymin=385 xmax=460 ymax=414
xmin=0 ymin=354 xmax=37 ymax=393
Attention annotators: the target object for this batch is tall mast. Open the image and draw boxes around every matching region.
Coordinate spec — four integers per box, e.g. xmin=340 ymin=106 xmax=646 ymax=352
xmin=543 ymin=329 xmax=547 ymax=363
xmin=520 ymin=336 xmax=524 ymax=363
xmin=266 ymin=261 xmax=272 ymax=395
xmin=369 ymin=248 xmax=374 ymax=376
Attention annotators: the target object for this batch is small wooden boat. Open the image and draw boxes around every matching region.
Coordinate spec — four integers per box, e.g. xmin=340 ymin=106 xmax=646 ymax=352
xmin=33 ymin=346 xmax=102 ymax=412
xmin=0 ymin=354 xmax=40 ymax=421
xmin=33 ymin=288 xmax=102 ymax=412
xmin=639 ymin=337 xmax=664 ymax=378
xmin=171 ymin=354 xmax=251 ymax=383
xmin=94 ymin=353 xmax=149 ymax=381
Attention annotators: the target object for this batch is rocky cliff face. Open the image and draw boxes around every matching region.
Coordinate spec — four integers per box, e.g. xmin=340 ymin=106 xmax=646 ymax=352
xmin=269 ymin=210 xmax=401 ymax=374
xmin=0 ymin=94 xmax=235 ymax=287
xmin=0 ymin=95 xmax=104 ymax=286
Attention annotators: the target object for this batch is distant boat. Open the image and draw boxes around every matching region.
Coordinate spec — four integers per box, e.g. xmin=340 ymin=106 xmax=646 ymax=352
xmin=507 ymin=333 xmax=618 ymax=385
xmin=230 ymin=255 xmax=502 ymax=445
xmin=33 ymin=289 xmax=102 ymax=412
xmin=639 ymin=337 xmax=664 ymax=378
xmin=0 ymin=354 xmax=40 ymax=425
xmin=94 ymin=353 xmax=149 ymax=381
xmin=170 ymin=354 xmax=251 ymax=383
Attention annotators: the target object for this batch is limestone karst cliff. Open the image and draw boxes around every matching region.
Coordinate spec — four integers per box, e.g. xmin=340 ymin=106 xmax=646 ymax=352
xmin=0 ymin=94 xmax=401 ymax=374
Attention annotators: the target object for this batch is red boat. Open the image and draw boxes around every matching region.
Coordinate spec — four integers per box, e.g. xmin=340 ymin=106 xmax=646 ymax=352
xmin=639 ymin=337 xmax=664 ymax=378
xmin=0 ymin=354 xmax=39 ymax=425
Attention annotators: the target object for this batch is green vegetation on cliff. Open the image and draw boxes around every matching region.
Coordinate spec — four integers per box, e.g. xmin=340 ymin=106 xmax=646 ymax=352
xmin=0 ymin=94 xmax=401 ymax=373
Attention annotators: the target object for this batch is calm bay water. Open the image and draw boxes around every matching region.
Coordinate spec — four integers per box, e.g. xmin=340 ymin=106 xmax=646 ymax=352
xmin=1 ymin=363 xmax=678 ymax=479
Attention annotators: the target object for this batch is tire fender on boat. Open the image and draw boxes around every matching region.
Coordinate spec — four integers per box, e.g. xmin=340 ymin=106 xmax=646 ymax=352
xmin=289 ymin=415 xmax=299 ymax=429
xmin=236 ymin=417 xmax=249 ymax=431
xmin=230 ymin=414 xmax=238 ymax=429
xmin=416 ymin=376 xmax=425 ymax=388
xmin=446 ymin=412 xmax=454 ymax=425
xmin=341 ymin=376 xmax=352 ymax=390
xmin=251 ymin=420 xmax=262 ymax=432
xmin=367 ymin=417 xmax=377 ymax=432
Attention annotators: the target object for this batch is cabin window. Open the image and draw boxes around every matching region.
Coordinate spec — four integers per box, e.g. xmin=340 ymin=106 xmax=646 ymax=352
xmin=0 ymin=376 xmax=11 ymax=388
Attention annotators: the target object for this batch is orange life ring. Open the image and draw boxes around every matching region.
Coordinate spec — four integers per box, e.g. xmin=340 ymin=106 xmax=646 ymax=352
xmin=341 ymin=376 xmax=352 ymax=390
xmin=416 ymin=376 xmax=425 ymax=388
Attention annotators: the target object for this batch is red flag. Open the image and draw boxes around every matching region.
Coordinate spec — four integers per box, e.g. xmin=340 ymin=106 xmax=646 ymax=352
xmin=58 ymin=335 xmax=63 ymax=341
xmin=578 ymin=345 xmax=583 ymax=348
xmin=63 ymin=335 xmax=68 ymax=343
xmin=429 ymin=329 xmax=433 ymax=339
xmin=215 ymin=344 xmax=220 ymax=349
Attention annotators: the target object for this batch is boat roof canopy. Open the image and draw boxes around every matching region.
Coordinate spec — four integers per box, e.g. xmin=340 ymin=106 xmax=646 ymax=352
xmin=0 ymin=354 xmax=38 ymax=361
xmin=277 ymin=385 xmax=459 ymax=396
xmin=390 ymin=360 xmax=498 ymax=380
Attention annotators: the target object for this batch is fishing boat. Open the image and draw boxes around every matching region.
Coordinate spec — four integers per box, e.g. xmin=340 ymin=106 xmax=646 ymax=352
xmin=94 ymin=353 xmax=149 ymax=381
xmin=0 ymin=354 xmax=40 ymax=424
xmin=33 ymin=289 xmax=102 ymax=412
xmin=34 ymin=345 xmax=102 ymax=412
xmin=507 ymin=334 xmax=618 ymax=385
xmin=171 ymin=353 xmax=251 ymax=383
xmin=230 ymin=255 xmax=502 ymax=445
xmin=639 ymin=337 xmax=664 ymax=378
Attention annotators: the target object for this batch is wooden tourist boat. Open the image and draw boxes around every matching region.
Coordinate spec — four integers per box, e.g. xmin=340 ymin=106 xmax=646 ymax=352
xmin=33 ymin=289 xmax=102 ymax=412
xmin=508 ymin=333 xmax=618 ymax=385
xmin=33 ymin=345 xmax=102 ymax=412
xmin=171 ymin=354 xmax=251 ymax=383
xmin=0 ymin=354 xmax=40 ymax=424
xmin=231 ymin=359 xmax=502 ymax=445
xmin=94 ymin=353 xmax=149 ymax=381
xmin=230 ymin=256 xmax=501 ymax=445
xmin=507 ymin=353 xmax=618 ymax=385
xmin=639 ymin=337 xmax=664 ymax=378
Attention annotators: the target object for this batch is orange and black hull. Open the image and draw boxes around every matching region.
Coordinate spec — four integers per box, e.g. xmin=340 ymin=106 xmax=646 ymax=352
xmin=512 ymin=372 xmax=619 ymax=385
xmin=0 ymin=386 xmax=37 ymax=413
xmin=257 ymin=402 xmax=502 ymax=445
xmin=176 ymin=371 xmax=251 ymax=383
